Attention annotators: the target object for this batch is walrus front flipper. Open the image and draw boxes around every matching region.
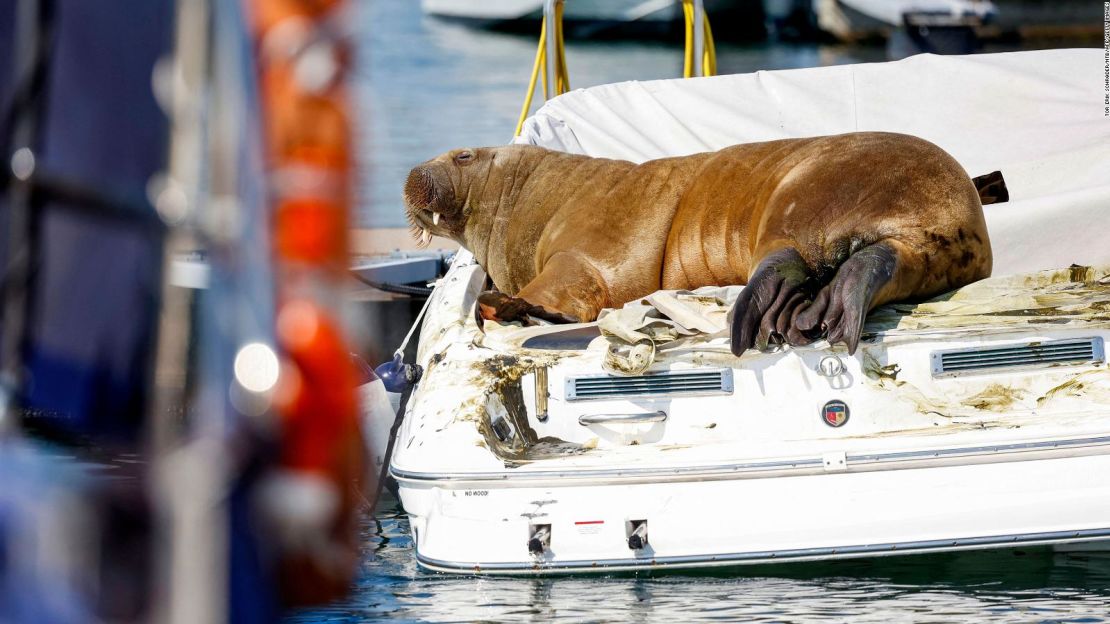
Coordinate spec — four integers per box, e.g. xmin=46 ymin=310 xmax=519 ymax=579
xmin=514 ymin=252 xmax=612 ymax=324
xmin=729 ymin=248 xmax=812 ymax=356
xmin=793 ymin=241 xmax=898 ymax=355
xmin=478 ymin=253 xmax=610 ymax=326
xmin=477 ymin=291 xmax=579 ymax=326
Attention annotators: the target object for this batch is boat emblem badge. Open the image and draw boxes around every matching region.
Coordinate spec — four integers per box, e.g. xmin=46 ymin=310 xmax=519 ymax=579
xmin=822 ymin=400 xmax=849 ymax=427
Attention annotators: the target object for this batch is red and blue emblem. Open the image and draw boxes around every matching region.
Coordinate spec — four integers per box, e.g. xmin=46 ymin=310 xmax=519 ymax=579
xmin=822 ymin=400 xmax=850 ymax=427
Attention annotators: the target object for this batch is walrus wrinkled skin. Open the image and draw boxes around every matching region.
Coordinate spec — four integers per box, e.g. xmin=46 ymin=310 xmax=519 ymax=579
xmin=403 ymin=132 xmax=992 ymax=356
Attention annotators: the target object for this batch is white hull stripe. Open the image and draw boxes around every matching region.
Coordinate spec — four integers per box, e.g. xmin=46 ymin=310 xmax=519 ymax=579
xmin=392 ymin=434 xmax=1110 ymax=486
xmin=415 ymin=528 xmax=1110 ymax=574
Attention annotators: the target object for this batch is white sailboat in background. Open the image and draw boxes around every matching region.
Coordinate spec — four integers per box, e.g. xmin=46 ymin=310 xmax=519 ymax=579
xmin=421 ymin=0 xmax=757 ymax=38
xmin=810 ymin=0 xmax=1101 ymax=53
xmin=812 ymin=0 xmax=996 ymax=57
xmin=814 ymin=0 xmax=995 ymax=39
xmin=422 ymin=0 xmax=685 ymax=24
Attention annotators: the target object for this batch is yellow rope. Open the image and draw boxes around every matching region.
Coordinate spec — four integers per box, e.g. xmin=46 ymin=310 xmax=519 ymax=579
xmin=704 ymin=12 xmax=716 ymax=76
xmin=515 ymin=22 xmax=546 ymax=136
xmin=517 ymin=2 xmax=712 ymax=136
xmin=682 ymin=2 xmax=693 ymax=77
xmin=682 ymin=0 xmax=716 ymax=78
xmin=555 ymin=2 xmax=569 ymax=94
xmin=515 ymin=5 xmax=571 ymax=136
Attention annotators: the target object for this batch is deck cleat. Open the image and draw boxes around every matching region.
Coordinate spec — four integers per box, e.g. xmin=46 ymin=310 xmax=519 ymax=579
xmin=528 ymin=524 xmax=551 ymax=556
xmin=627 ymin=520 xmax=648 ymax=550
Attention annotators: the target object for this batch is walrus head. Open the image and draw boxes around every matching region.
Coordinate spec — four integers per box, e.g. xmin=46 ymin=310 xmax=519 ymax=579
xmin=404 ymin=147 xmax=494 ymax=248
xmin=403 ymin=145 xmax=555 ymax=252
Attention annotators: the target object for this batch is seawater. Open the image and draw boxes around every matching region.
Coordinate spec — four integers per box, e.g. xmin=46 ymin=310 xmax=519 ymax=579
xmin=316 ymin=3 xmax=1110 ymax=621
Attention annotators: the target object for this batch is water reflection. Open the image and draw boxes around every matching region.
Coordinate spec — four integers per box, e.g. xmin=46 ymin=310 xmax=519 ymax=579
xmin=289 ymin=499 xmax=1110 ymax=623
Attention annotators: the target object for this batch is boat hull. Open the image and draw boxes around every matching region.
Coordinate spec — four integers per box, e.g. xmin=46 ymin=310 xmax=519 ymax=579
xmin=397 ymin=447 xmax=1110 ymax=574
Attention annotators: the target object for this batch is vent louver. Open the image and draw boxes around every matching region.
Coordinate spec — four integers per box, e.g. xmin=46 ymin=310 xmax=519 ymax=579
xmin=932 ymin=337 xmax=1104 ymax=377
xmin=565 ymin=369 xmax=733 ymax=402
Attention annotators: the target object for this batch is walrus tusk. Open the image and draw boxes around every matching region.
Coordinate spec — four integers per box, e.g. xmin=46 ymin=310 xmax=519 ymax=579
xmin=432 ymin=212 xmax=440 ymax=226
xmin=420 ymin=228 xmax=432 ymax=245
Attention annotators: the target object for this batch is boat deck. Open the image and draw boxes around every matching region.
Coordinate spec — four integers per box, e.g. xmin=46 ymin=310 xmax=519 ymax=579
xmin=393 ymin=262 xmax=1110 ymax=480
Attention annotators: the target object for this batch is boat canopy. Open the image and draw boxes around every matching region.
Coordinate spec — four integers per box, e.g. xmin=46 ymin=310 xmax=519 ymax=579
xmin=514 ymin=49 xmax=1110 ymax=277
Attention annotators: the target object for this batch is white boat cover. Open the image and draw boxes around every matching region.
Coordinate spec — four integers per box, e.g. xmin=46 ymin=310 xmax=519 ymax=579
xmin=514 ymin=49 xmax=1110 ymax=278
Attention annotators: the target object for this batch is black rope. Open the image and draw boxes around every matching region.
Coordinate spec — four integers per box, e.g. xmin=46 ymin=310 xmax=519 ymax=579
xmin=349 ymin=271 xmax=433 ymax=298
xmin=366 ymin=378 xmax=413 ymax=515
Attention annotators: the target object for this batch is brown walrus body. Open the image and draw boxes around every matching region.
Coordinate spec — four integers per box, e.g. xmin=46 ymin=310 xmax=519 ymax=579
xmin=404 ymin=132 xmax=992 ymax=355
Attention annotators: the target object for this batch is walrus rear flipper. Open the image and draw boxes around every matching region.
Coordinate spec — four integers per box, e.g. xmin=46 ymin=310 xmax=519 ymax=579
xmin=731 ymin=243 xmax=900 ymax=357
xmin=729 ymin=248 xmax=814 ymax=356
xmin=972 ymin=170 xmax=1008 ymax=205
xmin=791 ymin=242 xmax=899 ymax=355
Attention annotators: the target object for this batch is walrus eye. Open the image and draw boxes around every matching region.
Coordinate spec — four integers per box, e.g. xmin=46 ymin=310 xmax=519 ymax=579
xmin=454 ymin=150 xmax=474 ymax=165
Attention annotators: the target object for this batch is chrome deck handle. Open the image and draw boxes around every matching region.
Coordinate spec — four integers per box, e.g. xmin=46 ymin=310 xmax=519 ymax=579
xmin=578 ymin=411 xmax=667 ymax=426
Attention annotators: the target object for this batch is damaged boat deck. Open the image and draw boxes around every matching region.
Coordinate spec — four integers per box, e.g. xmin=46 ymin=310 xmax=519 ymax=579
xmin=395 ymin=261 xmax=1110 ymax=473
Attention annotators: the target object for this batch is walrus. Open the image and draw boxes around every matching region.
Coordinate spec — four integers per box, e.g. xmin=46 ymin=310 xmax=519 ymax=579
xmin=403 ymin=132 xmax=993 ymax=356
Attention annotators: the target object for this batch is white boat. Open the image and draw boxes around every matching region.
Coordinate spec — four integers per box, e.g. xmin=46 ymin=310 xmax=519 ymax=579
xmin=420 ymin=0 xmax=752 ymax=38
xmin=813 ymin=0 xmax=996 ymax=41
xmin=422 ymin=0 xmax=680 ymax=24
xmin=391 ymin=48 xmax=1110 ymax=574
xmin=814 ymin=0 xmax=1103 ymax=43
